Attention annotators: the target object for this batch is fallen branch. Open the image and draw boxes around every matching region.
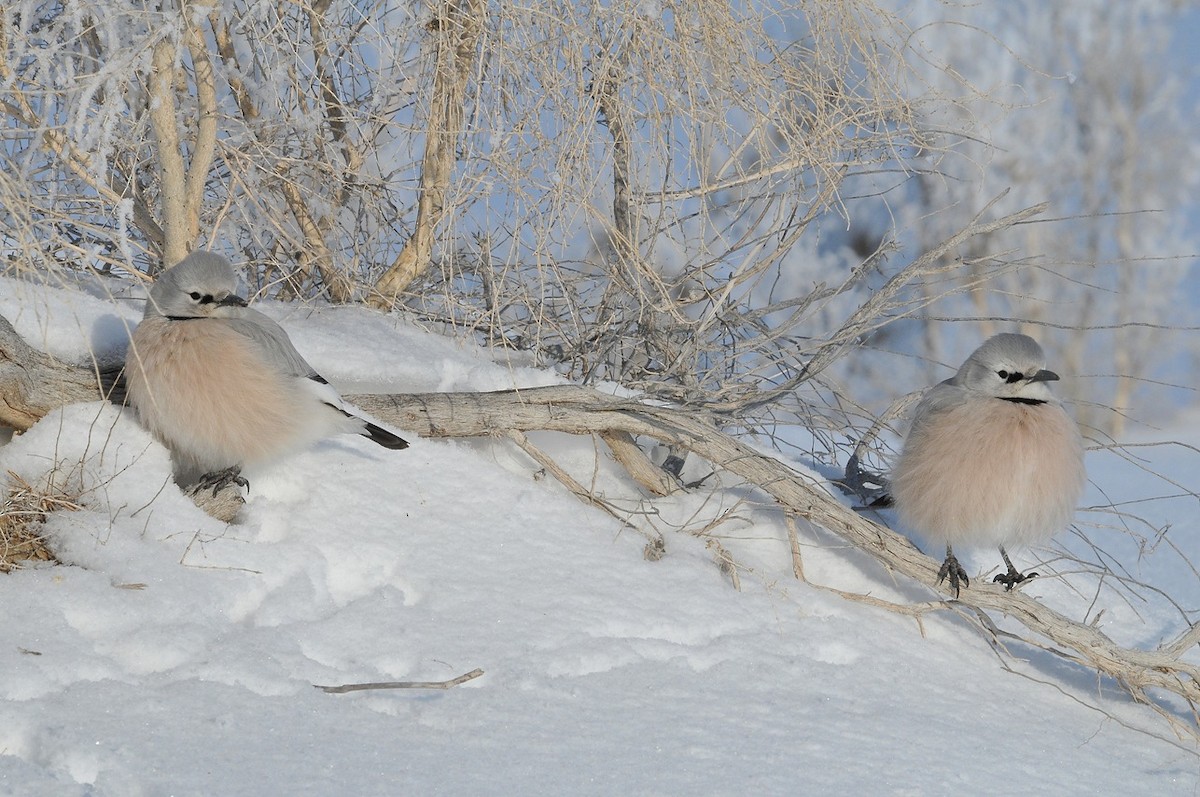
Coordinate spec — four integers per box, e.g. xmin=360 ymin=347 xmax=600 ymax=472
xmin=316 ymin=667 xmax=484 ymax=694
xmin=336 ymin=389 xmax=1200 ymax=733
xmin=0 ymin=315 xmax=123 ymax=430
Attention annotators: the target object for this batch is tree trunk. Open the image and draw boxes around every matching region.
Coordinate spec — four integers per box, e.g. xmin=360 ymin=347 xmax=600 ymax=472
xmin=370 ymin=0 xmax=485 ymax=306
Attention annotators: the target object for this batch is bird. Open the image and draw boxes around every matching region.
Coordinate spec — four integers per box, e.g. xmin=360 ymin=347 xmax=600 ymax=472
xmin=124 ymin=251 xmax=408 ymax=493
xmin=889 ymin=333 xmax=1086 ymax=597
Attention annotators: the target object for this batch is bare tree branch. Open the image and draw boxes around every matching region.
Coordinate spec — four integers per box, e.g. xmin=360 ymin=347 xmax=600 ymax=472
xmin=149 ymin=34 xmax=190 ymax=265
xmin=279 ymin=177 xmax=355 ymax=303
xmin=185 ymin=23 xmax=219 ymax=246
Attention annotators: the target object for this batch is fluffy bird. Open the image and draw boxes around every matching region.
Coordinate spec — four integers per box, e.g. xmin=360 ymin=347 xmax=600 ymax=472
xmin=125 ymin=252 xmax=408 ymax=491
xmin=890 ymin=333 xmax=1086 ymax=596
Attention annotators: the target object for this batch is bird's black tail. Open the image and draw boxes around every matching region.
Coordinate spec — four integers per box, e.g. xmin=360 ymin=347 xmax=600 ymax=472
xmin=362 ymin=421 xmax=409 ymax=450
xmin=329 ymin=402 xmax=411 ymax=450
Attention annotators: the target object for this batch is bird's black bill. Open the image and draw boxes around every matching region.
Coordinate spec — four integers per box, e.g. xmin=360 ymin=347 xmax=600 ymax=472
xmin=1027 ymin=368 xmax=1060 ymax=383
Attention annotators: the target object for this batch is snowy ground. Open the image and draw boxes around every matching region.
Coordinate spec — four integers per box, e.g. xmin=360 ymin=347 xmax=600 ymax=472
xmin=1 ymin=274 xmax=1199 ymax=796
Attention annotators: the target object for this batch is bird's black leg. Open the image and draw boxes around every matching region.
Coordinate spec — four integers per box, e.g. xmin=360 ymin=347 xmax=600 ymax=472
xmin=992 ymin=545 xmax=1037 ymax=591
xmin=937 ymin=545 xmax=970 ymax=598
xmin=194 ymin=465 xmax=249 ymax=496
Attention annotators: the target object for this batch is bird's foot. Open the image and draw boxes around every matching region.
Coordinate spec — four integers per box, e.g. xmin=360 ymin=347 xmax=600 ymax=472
xmin=195 ymin=466 xmax=249 ymax=497
xmin=937 ymin=552 xmax=970 ymax=598
xmin=993 ymin=568 xmax=1038 ymax=591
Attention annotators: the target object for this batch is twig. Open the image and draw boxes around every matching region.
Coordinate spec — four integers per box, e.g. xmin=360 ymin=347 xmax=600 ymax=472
xmin=599 ymin=429 xmax=678 ymax=496
xmin=316 ymin=668 xmax=485 ymax=694
xmin=785 ymin=513 xmax=805 ymax=581
xmin=503 ymin=429 xmax=664 ymax=551
xmin=706 ymin=537 xmax=742 ymax=591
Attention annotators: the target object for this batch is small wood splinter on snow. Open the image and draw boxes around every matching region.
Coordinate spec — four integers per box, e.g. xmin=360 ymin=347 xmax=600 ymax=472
xmin=315 ymin=667 xmax=485 ymax=694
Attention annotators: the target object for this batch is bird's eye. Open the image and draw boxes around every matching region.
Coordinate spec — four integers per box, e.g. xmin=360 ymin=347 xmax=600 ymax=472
xmin=997 ymin=369 xmax=1009 ymax=380
xmin=189 ymin=291 xmax=202 ymax=300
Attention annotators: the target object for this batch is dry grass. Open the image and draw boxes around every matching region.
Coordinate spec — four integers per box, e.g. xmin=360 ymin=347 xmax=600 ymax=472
xmin=0 ymin=470 xmax=77 ymax=572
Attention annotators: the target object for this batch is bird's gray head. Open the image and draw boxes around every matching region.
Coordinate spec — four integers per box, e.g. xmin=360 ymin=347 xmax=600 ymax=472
xmin=953 ymin=333 xmax=1061 ymax=402
xmin=145 ymin=252 xmax=247 ymax=320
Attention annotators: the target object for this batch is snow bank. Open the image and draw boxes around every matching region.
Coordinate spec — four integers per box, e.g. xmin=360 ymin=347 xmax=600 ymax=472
xmin=0 ymin=278 xmax=1196 ymax=795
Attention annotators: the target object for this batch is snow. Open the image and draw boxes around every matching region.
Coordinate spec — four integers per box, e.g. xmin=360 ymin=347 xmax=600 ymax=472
xmin=2 ymin=275 xmax=1200 ymax=795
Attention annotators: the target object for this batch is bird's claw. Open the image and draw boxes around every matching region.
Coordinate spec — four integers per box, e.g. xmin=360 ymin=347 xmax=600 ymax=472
xmin=937 ymin=553 xmax=970 ymax=598
xmin=993 ymin=569 xmax=1038 ymax=591
xmin=195 ymin=466 xmax=249 ymax=496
